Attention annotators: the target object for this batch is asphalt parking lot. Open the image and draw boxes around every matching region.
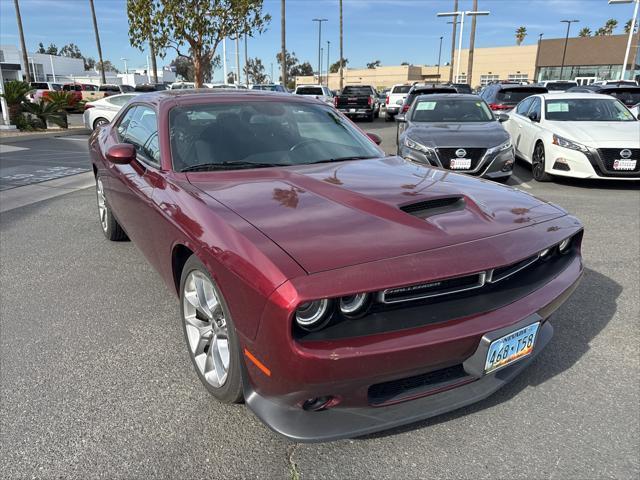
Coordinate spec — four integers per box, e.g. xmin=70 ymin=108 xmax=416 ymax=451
xmin=1 ymin=119 xmax=638 ymax=479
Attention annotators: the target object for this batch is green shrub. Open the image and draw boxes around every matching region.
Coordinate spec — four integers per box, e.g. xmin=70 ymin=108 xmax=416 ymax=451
xmin=21 ymin=100 xmax=66 ymax=130
xmin=0 ymin=80 xmax=34 ymax=126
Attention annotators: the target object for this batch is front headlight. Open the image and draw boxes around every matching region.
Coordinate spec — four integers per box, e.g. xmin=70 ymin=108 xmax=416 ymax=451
xmin=487 ymin=139 xmax=512 ymax=155
xmin=552 ymin=134 xmax=588 ymax=153
xmin=404 ymin=136 xmax=431 ymax=153
xmin=295 ymin=299 xmax=332 ymax=331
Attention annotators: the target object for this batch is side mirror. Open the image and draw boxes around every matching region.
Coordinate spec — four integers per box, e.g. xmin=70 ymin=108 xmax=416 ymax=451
xmin=528 ymin=111 xmax=539 ymax=122
xmin=497 ymin=113 xmax=509 ymax=123
xmin=395 ymin=99 xmax=404 ymax=105
xmin=106 ymin=143 xmax=136 ymax=164
xmin=367 ymin=132 xmax=382 ymax=145
xmin=395 ymin=114 xmax=407 ymax=123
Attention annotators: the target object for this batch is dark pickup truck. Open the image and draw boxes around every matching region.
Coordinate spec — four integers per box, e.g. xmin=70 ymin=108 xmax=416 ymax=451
xmin=335 ymin=85 xmax=378 ymax=121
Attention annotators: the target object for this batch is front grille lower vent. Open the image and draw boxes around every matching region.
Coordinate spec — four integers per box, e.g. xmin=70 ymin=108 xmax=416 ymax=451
xmin=400 ymin=196 xmax=465 ymax=218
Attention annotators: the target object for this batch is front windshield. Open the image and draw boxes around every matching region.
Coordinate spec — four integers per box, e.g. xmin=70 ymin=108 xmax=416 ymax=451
xmin=169 ymin=101 xmax=382 ymax=171
xmin=545 ymin=98 xmax=636 ymax=121
xmin=411 ymin=98 xmax=493 ymax=122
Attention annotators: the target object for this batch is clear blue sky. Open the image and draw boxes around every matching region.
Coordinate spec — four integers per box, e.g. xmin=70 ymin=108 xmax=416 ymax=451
xmin=0 ymin=0 xmax=634 ymax=82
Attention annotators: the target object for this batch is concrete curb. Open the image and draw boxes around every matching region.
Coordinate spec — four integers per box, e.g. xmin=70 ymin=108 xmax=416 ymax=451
xmin=0 ymin=172 xmax=95 ymax=213
xmin=0 ymin=128 xmax=90 ymax=144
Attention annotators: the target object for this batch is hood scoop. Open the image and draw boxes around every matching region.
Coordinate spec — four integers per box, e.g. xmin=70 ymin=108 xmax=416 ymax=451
xmin=400 ymin=196 xmax=465 ymax=219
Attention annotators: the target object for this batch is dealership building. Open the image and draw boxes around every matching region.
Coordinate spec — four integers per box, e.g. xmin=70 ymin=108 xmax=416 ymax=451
xmin=297 ymin=33 xmax=640 ymax=89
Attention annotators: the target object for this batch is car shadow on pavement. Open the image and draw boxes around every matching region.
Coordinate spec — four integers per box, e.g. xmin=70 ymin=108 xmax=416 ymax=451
xmin=357 ymin=266 xmax=621 ymax=440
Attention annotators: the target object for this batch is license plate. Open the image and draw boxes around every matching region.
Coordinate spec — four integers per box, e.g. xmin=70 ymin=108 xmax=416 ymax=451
xmin=484 ymin=322 xmax=540 ymax=374
xmin=349 ymin=108 xmax=356 ymax=113
xmin=450 ymin=158 xmax=472 ymax=170
xmin=613 ymin=159 xmax=636 ymax=170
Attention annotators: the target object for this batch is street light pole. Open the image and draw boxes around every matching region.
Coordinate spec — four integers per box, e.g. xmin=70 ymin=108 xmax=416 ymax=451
xmin=534 ymin=34 xmax=543 ymax=82
xmin=609 ymin=0 xmax=640 ymax=80
xmin=467 ymin=0 xmax=478 ymax=87
xmin=89 ymin=0 xmax=106 ymax=85
xmin=13 ymin=0 xmax=31 ymax=82
xmin=438 ymin=9 xmax=490 ymax=83
xmin=437 ymin=36 xmax=443 ymax=79
xmin=448 ymin=0 xmax=458 ymax=83
xmin=223 ymin=38 xmax=228 ymax=83
xmin=327 ymin=40 xmax=330 ymax=87
xmin=312 ymin=18 xmax=328 ymax=84
xmin=559 ymin=19 xmax=579 ymax=80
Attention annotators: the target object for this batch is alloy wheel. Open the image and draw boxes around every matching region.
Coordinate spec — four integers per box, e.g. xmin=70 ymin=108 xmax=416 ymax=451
xmin=182 ymin=271 xmax=230 ymax=388
xmin=96 ymin=178 xmax=108 ymax=232
xmin=532 ymin=144 xmax=546 ymax=181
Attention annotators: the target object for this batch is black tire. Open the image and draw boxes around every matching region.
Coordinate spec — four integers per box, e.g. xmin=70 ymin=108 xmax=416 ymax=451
xmin=95 ymin=177 xmax=128 ymax=241
xmin=385 ymin=114 xmax=394 ymax=122
xmin=179 ymin=255 xmax=244 ymax=404
xmin=532 ymin=142 xmax=552 ymax=182
xmin=93 ymin=117 xmax=109 ymax=130
xmin=367 ymin=112 xmax=375 ymax=122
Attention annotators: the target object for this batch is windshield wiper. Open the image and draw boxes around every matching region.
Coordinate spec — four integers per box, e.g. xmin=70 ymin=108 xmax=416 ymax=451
xmin=181 ymin=161 xmax=289 ymax=172
xmin=308 ymin=155 xmax=378 ymax=165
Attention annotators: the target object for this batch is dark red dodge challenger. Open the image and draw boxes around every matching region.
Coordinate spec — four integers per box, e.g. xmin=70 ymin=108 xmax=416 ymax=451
xmin=89 ymin=90 xmax=583 ymax=442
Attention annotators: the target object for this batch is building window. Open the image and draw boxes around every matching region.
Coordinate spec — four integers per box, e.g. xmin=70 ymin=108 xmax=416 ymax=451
xmin=537 ymin=65 xmax=622 ymax=82
xmin=508 ymin=73 xmax=528 ymax=82
xmin=455 ymin=74 xmax=467 ymax=83
xmin=0 ymin=50 xmax=4 ymax=62
xmin=480 ymin=74 xmax=499 ymax=86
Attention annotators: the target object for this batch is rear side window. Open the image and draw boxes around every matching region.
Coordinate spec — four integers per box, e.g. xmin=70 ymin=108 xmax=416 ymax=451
xmin=392 ymin=85 xmax=412 ymax=94
xmin=30 ymin=82 xmax=49 ymax=89
xmin=99 ymin=85 xmax=120 ymax=92
xmin=296 ymin=87 xmax=323 ymax=95
xmin=342 ymin=86 xmax=373 ymax=95
xmin=496 ymin=88 xmax=544 ymax=104
xmin=515 ymin=97 xmax=534 ymax=116
xmin=63 ymin=84 xmax=81 ymax=92
xmin=603 ymin=88 xmax=640 ymax=107
xmin=83 ymin=84 xmax=99 ymax=91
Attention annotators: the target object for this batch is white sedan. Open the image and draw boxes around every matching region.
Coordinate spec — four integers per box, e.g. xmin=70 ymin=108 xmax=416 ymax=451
xmin=83 ymin=93 xmax=138 ymax=130
xmin=504 ymin=93 xmax=640 ymax=181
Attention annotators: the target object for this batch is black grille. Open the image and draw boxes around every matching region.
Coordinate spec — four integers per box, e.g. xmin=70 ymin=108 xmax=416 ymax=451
xmin=597 ymin=148 xmax=640 ymax=175
xmin=491 ymin=254 xmax=539 ymax=283
xmin=437 ymin=148 xmax=487 ymax=173
xmin=368 ymin=364 xmax=469 ymax=405
xmin=400 ymin=196 xmax=465 ymax=218
xmin=382 ymin=272 xmax=484 ymax=303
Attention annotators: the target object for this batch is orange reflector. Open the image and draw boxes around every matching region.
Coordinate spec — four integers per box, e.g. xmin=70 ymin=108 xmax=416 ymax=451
xmin=244 ymin=348 xmax=271 ymax=377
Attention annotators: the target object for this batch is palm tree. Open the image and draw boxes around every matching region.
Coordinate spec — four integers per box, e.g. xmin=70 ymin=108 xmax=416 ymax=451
xmin=515 ymin=26 xmax=527 ymax=45
xmin=602 ymin=18 xmax=618 ymax=35
xmin=624 ymin=18 xmax=637 ymax=34
xmin=22 ymin=100 xmax=66 ymax=129
xmin=0 ymin=80 xmax=32 ymax=124
xmin=578 ymin=27 xmax=591 ymax=37
xmin=13 ymin=0 xmax=30 ymax=82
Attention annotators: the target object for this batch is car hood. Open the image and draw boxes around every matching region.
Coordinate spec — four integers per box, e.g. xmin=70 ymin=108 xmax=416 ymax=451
xmin=405 ymin=122 xmax=509 ymax=148
xmin=547 ymin=121 xmax=640 ymax=147
xmin=188 ymin=157 xmax=565 ymax=274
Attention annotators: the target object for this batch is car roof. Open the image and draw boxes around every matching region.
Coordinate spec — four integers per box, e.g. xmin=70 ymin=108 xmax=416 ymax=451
xmin=539 ymin=92 xmax=620 ymax=100
xmin=133 ymin=89 xmax=312 ymax=106
xmin=413 ymin=93 xmax=479 ymax=100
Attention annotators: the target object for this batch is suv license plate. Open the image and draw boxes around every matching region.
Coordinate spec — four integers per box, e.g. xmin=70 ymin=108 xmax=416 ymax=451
xmin=450 ymin=158 xmax=472 ymax=170
xmin=484 ymin=322 xmax=540 ymax=374
xmin=613 ymin=159 xmax=636 ymax=170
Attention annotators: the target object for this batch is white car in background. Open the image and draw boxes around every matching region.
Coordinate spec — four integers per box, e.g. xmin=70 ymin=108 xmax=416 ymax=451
xmin=83 ymin=93 xmax=138 ymax=130
xmin=385 ymin=84 xmax=412 ymax=121
xmin=170 ymin=82 xmax=195 ymax=90
xmin=293 ymin=85 xmax=333 ymax=105
xmin=504 ymin=93 xmax=640 ymax=181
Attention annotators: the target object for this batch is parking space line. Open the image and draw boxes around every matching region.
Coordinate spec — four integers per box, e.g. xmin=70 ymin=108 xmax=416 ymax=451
xmin=510 ymin=175 xmax=532 ymax=189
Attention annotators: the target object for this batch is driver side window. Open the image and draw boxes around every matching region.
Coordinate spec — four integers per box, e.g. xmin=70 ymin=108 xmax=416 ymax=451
xmin=516 ymin=97 xmax=534 ymax=116
xmin=116 ymin=105 xmax=160 ymax=166
xmin=528 ymin=98 xmax=541 ymax=119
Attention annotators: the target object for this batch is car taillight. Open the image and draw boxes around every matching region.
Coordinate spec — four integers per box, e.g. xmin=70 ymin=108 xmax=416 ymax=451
xmin=385 ymin=96 xmax=389 ymax=105
xmin=368 ymin=96 xmax=373 ymax=106
xmin=489 ymin=103 xmax=510 ymax=111
xmin=84 ymin=104 xmax=94 ymax=110
xmin=402 ymin=104 xmax=409 ymax=113
xmin=333 ymin=96 xmax=338 ymax=107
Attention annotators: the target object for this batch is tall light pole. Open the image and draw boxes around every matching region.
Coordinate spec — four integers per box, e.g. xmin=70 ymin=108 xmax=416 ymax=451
xmin=339 ymin=0 xmax=344 ymax=90
xmin=534 ymin=33 xmax=543 ymax=82
xmin=609 ymin=0 xmax=640 ymax=80
xmin=326 ymin=40 xmax=330 ymax=87
xmin=89 ymin=0 xmax=106 ymax=85
xmin=320 ymin=47 xmax=324 ymax=85
xmin=13 ymin=0 xmax=30 ymax=82
xmin=448 ymin=0 xmax=458 ymax=83
xmin=313 ymin=18 xmax=328 ymax=84
xmin=235 ymin=35 xmax=241 ymax=85
xmin=559 ymin=19 xmax=579 ymax=80
xmin=281 ymin=0 xmax=287 ymax=87
xmin=438 ymin=9 xmax=490 ymax=83
xmin=223 ymin=38 xmax=228 ymax=83
xmin=437 ymin=36 xmax=443 ymax=79
xmin=120 ymin=57 xmax=128 ymax=74
xmin=244 ymin=32 xmax=249 ymax=85
xmin=467 ymin=0 xmax=478 ymax=87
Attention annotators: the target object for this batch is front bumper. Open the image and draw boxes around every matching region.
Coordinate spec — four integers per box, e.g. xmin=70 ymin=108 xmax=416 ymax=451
xmin=246 ymin=319 xmax=555 ymax=442
xmin=240 ymin=220 xmax=583 ymax=442
xmin=338 ymin=108 xmax=374 ymax=117
xmin=399 ymin=144 xmax=515 ymax=179
xmin=385 ymin=106 xmax=400 ymax=115
xmin=545 ymin=143 xmax=640 ymax=180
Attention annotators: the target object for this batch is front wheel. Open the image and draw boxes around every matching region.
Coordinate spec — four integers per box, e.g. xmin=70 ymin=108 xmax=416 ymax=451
xmin=96 ymin=177 xmax=128 ymax=241
xmin=532 ymin=142 xmax=552 ymax=182
xmin=180 ymin=256 xmax=244 ymax=403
